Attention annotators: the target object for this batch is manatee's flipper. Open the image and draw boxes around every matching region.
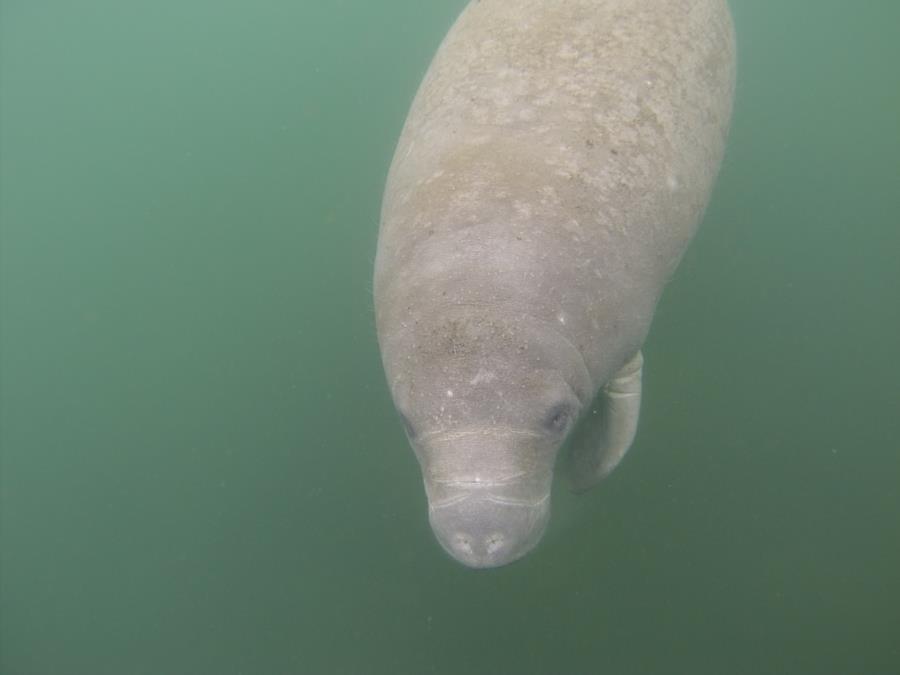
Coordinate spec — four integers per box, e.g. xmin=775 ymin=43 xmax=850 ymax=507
xmin=565 ymin=351 xmax=644 ymax=492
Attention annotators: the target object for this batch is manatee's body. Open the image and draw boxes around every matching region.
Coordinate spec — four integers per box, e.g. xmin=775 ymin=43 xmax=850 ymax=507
xmin=374 ymin=0 xmax=735 ymax=568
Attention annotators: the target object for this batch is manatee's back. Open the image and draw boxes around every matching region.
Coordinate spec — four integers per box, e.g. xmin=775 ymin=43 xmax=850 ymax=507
xmin=375 ymin=0 xmax=735 ymax=382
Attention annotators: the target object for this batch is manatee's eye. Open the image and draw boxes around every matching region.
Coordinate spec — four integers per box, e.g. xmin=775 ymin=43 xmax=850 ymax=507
xmin=398 ymin=411 xmax=417 ymax=439
xmin=543 ymin=403 xmax=574 ymax=434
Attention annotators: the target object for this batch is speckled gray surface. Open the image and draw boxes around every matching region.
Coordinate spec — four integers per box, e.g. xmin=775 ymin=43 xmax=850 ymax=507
xmin=375 ymin=0 xmax=735 ymax=567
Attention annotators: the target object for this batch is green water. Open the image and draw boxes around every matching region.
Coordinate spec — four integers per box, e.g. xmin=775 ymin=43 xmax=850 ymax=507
xmin=1 ymin=1 xmax=898 ymax=673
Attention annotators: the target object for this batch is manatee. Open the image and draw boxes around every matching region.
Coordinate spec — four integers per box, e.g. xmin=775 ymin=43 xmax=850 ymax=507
xmin=374 ymin=0 xmax=736 ymax=568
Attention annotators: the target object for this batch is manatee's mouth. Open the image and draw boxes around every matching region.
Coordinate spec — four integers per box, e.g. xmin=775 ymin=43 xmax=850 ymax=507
xmin=425 ymin=478 xmax=551 ymax=568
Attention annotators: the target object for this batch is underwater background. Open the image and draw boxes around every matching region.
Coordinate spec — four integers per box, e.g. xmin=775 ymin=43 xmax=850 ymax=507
xmin=1 ymin=0 xmax=898 ymax=673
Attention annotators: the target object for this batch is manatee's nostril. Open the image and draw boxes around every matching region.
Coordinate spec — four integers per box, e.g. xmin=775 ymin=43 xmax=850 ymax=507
xmin=454 ymin=533 xmax=474 ymax=555
xmin=453 ymin=531 xmax=505 ymax=557
xmin=486 ymin=533 xmax=505 ymax=554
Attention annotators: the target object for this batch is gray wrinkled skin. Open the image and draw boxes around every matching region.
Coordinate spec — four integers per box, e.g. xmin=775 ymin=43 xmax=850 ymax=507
xmin=374 ymin=0 xmax=735 ymax=568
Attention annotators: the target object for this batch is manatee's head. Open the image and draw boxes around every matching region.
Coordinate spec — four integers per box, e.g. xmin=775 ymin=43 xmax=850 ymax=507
xmin=379 ymin=306 xmax=593 ymax=568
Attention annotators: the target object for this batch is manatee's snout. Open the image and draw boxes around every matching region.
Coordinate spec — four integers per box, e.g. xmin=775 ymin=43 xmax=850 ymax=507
xmin=426 ymin=480 xmax=550 ymax=568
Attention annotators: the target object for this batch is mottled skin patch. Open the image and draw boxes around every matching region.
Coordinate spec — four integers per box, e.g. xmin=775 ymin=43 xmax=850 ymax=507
xmin=375 ymin=0 xmax=735 ymax=568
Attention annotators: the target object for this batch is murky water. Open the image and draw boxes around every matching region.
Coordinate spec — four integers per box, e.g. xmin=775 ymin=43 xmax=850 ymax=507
xmin=2 ymin=1 xmax=898 ymax=673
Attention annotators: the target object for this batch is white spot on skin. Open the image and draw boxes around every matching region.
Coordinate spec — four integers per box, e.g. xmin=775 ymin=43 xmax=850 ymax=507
xmin=557 ymin=313 xmax=567 ymax=325
xmin=469 ymin=369 xmax=497 ymax=386
xmin=562 ymin=219 xmax=582 ymax=236
xmin=446 ymin=389 xmax=454 ymax=398
xmin=513 ymin=201 xmax=533 ymax=219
